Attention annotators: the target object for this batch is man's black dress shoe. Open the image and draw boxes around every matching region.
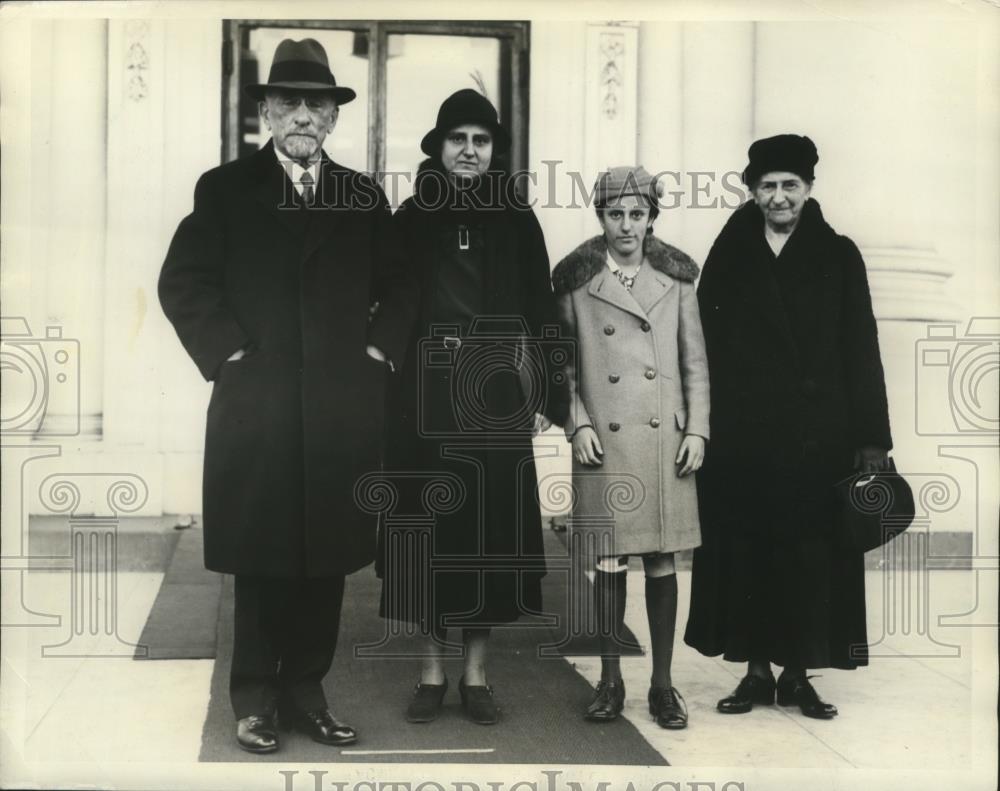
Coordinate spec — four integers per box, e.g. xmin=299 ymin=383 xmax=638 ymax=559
xmin=236 ymin=713 xmax=279 ymax=754
xmin=776 ymin=674 xmax=838 ymax=719
xmin=458 ymin=676 xmax=499 ymax=725
xmin=282 ymin=708 xmax=358 ymax=745
xmin=717 ymin=674 xmax=776 ymax=714
xmin=648 ymin=686 xmax=688 ymax=729
xmin=406 ymin=678 xmax=448 ymax=723
xmin=584 ymin=679 xmax=625 ymax=722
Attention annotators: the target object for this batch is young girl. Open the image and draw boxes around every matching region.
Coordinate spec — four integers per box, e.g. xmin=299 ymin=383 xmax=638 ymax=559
xmin=552 ymin=166 xmax=709 ymax=729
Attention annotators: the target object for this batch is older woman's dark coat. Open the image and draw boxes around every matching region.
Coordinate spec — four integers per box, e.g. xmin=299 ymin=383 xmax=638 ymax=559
xmin=377 ymin=161 xmax=568 ymax=629
xmin=684 ymin=198 xmax=892 ymax=670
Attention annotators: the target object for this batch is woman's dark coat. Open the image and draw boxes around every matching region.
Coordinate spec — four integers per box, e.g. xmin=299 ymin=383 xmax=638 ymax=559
xmin=159 ymin=142 xmax=417 ymax=578
xmin=684 ymin=198 xmax=892 ymax=669
xmin=377 ymin=161 xmax=568 ymax=629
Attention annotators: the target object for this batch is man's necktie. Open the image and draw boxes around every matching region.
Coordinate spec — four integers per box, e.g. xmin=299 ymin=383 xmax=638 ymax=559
xmin=300 ymin=170 xmax=315 ymax=207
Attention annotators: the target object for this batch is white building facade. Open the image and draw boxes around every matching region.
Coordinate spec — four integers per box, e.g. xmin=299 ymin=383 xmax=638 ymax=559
xmin=1 ymin=9 xmax=997 ymax=558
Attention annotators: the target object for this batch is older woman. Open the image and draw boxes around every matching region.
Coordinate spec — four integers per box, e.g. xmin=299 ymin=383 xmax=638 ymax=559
xmin=377 ymin=89 xmax=566 ymax=726
xmin=552 ymin=167 xmax=709 ymax=729
xmin=684 ymin=134 xmax=892 ymax=719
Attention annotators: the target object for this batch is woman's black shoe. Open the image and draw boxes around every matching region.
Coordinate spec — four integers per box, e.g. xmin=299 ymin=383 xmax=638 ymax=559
xmin=648 ymin=686 xmax=688 ymax=729
xmin=584 ymin=679 xmax=626 ymax=721
xmin=776 ymin=674 xmax=838 ymax=719
xmin=717 ymin=674 xmax=776 ymax=714
xmin=406 ymin=678 xmax=448 ymax=723
xmin=458 ymin=676 xmax=499 ymax=725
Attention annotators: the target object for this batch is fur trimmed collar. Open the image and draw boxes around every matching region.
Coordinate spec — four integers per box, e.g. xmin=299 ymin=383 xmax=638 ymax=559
xmin=552 ymin=235 xmax=699 ymax=295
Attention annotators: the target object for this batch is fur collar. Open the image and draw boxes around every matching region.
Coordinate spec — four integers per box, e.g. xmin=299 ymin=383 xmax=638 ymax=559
xmin=552 ymin=235 xmax=699 ymax=295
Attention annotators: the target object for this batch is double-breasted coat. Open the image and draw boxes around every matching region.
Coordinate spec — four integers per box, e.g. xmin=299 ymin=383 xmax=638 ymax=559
xmin=552 ymin=235 xmax=710 ymax=558
xmin=159 ymin=141 xmax=418 ymax=578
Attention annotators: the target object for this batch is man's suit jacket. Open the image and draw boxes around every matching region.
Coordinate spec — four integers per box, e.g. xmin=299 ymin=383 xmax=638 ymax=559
xmin=159 ymin=141 xmax=418 ymax=578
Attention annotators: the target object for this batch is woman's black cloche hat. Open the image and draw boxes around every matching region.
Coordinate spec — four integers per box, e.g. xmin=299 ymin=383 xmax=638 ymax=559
xmin=742 ymin=134 xmax=818 ymax=187
xmin=246 ymin=38 xmax=356 ymax=104
xmin=420 ymin=89 xmax=511 ymax=156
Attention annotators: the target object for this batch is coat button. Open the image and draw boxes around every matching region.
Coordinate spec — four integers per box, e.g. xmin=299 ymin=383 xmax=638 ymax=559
xmin=801 ymin=378 xmax=819 ymax=397
xmin=604 ymin=325 xmax=615 ymax=336
xmin=640 ymin=321 xmax=651 ymax=332
xmin=609 ymin=422 xmax=621 ymax=432
xmin=649 ymin=417 xmax=661 ymax=428
xmin=608 ymin=374 xmax=620 ymax=383
xmin=645 ymin=369 xmax=656 ymax=380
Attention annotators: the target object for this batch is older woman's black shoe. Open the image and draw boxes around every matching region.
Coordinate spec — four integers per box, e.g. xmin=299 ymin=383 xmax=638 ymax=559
xmin=717 ymin=674 xmax=776 ymax=714
xmin=459 ymin=677 xmax=499 ymax=725
xmin=648 ymin=686 xmax=688 ymax=729
xmin=776 ymin=674 xmax=838 ymax=719
xmin=406 ymin=678 xmax=448 ymax=723
xmin=584 ymin=679 xmax=626 ymax=721
xmin=236 ymin=713 xmax=279 ymax=753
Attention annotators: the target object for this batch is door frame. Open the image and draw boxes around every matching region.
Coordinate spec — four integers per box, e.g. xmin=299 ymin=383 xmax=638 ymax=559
xmin=222 ymin=19 xmax=530 ymax=178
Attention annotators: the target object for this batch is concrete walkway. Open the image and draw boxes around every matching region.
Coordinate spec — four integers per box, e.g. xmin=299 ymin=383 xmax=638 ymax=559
xmin=1 ymin=566 xmax=995 ymax=789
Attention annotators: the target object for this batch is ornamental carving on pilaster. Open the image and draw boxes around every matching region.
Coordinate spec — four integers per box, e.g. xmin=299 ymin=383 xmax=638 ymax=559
xmin=599 ymin=32 xmax=625 ymax=119
xmin=124 ymin=20 xmax=150 ymax=102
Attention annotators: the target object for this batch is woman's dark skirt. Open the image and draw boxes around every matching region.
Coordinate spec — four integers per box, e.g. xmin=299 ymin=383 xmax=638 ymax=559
xmin=377 ymin=360 xmax=546 ymax=633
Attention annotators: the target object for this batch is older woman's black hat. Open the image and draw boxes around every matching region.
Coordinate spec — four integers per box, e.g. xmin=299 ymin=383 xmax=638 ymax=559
xmin=420 ymin=89 xmax=512 ymax=157
xmin=246 ymin=38 xmax=356 ymax=104
xmin=742 ymin=134 xmax=818 ymax=187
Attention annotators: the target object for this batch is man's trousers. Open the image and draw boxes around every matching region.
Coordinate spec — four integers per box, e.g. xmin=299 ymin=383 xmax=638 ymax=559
xmin=229 ymin=574 xmax=346 ymax=719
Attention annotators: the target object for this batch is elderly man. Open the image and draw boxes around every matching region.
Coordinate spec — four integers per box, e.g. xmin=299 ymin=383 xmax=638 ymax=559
xmin=159 ymin=39 xmax=416 ymax=754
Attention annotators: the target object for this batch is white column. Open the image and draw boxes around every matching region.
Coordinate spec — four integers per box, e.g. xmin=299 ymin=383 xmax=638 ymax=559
xmin=636 ymin=21 xmax=683 ymax=211
xmin=31 ymin=20 xmax=108 ymax=439
xmin=103 ymin=19 xmax=166 ymax=450
xmin=102 ymin=20 xmax=221 ymax=515
xmin=583 ymin=23 xmax=639 ymax=181
xmin=533 ymin=21 xmax=640 ymax=263
xmin=529 ymin=21 xmax=589 ymax=265
xmin=753 ymin=20 xmax=961 ymax=323
xmin=677 ymin=22 xmax=755 ymax=263
xmin=751 ymin=20 xmax=991 ymax=536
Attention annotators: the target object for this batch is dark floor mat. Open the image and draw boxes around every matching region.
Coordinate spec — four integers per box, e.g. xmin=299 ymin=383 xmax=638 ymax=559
xmin=134 ymin=528 xmax=223 ymax=660
xmin=199 ymin=564 xmax=664 ymax=764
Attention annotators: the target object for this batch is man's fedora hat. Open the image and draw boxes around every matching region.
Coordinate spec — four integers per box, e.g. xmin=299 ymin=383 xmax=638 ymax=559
xmin=246 ymin=38 xmax=356 ymax=104
xmin=420 ymin=89 xmax=511 ymax=157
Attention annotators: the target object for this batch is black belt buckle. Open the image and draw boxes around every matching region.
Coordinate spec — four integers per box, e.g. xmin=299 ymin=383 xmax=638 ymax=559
xmin=443 ymin=336 xmax=462 ymax=350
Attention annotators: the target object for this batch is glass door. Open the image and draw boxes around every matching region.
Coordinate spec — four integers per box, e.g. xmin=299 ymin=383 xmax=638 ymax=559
xmin=223 ymin=20 xmax=529 ymax=202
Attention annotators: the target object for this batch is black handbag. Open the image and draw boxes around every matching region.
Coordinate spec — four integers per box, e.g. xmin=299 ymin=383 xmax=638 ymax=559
xmin=835 ymin=458 xmax=916 ymax=552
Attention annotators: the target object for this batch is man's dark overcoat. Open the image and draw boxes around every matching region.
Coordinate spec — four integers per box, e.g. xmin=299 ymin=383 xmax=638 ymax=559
xmin=159 ymin=141 xmax=417 ymax=578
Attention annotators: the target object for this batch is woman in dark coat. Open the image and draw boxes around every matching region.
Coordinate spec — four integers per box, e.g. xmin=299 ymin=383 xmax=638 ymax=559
xmin=377 ymin=89 xmax=567 ymax=725
xmin=684 ymin=134 xmax=892 ymax=719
